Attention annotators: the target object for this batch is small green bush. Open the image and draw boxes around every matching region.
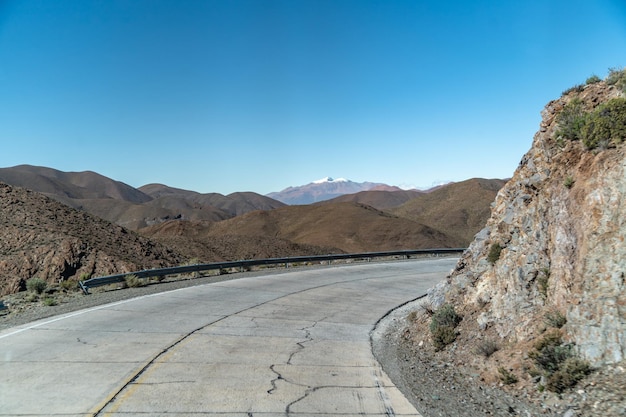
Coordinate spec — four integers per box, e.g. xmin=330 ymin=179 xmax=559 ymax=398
xmin=124 ymin=274 xmax=144 ymax=288
xmin=430 ymin=304 xmax=462 ymax=350
xmin=43 ymin=296 xmax=58 ymax=306
xmin=60 ymin=279 xmax=78 ymax=292
xmin=555 ymin=95 xmax=626 ymax=150
xmin=430 ymin=304 xmax=462 ymax=329
xmin=580 ymin=98 xmax=626 ymax=149
xmin=564 ymin=176 xmax=575 ymax=188
xmin=546 ymin=357 xmax=592 ymax=393
xmin=606 ymin=67 xmax=626 ymax=92
xmin=487 ymin=243 xmax=503 ymax=265
xmin=562 ymin=84 xmax=585 ymax=95
xmin=528 ymin=330 xmax=592 ymax=392
xmin=586 ymin=74 xmax=601 ymax=85
xmin=555 ymin=98 xmax=587 ymax=142
xmin=498 ymin=367 xmax=518 ymax=384
xmin=26 ymin=278 xmax=48 ymax=295
xmin=529 ymin=331 xmax=572 ymax=374
xmin=432 ymin=325 xmax=457 ymax=350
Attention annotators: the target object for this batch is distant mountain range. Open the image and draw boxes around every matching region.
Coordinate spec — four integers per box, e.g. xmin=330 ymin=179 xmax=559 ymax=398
xmin=0 ymin=165 xmax=286 ymax=229
xmin=266 ymin=176 xmax=406 ymax=205
xmin=0 ymin=165 xmax=506 ymax=295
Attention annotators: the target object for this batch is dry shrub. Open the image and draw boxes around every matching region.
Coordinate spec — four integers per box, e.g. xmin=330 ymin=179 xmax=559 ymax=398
xmin=475 ymin=338 xmax=499 ymax=358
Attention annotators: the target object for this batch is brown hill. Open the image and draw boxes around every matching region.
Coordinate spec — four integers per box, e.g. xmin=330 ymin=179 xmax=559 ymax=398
xmin=318 ymin=189 xmax=424 ymax=209
xmin=195 ymin=202 xmax=455 ymax=253
xmin=390 ymin=178 xmax=507 ymax=246
xmin=59 ymin=196 xmax=232 ymax=230
xmin=0 ymin=182 xmax=185 ymax=296
xmin=139 ymin=184 xmax=286 ymax=216
xmin=0 ymin=167 xmax=285 ymax=231
xmin=140 ymin=220 xmax=339 ymax=262
xmin=0 ymin=165 xmax=151 ymax=202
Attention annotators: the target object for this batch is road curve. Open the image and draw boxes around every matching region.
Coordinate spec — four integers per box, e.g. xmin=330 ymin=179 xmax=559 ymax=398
xmin=0 ymin=258 xmax=456 ymax=416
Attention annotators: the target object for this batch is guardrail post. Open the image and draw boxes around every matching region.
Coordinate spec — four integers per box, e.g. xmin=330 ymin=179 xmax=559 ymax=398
xmin=78 ymin=280 xmax=89 ymax=295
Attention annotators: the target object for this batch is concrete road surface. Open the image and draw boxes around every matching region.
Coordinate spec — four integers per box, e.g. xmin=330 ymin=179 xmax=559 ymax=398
xmin=0 ymin=258 xmax=456 ymax=416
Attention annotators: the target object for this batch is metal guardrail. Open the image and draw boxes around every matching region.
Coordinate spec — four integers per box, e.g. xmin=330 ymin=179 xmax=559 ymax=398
xmin=78 ymin=248 xmax=465 ymax=294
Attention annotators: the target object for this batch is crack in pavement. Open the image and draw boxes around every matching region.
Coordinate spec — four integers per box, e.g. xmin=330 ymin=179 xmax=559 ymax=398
xmin=135 ymin=380 xmax=196 ymax=385
xmin=287 ymin=319 xmax=323 ymax=365
xmin=267 ymin=364 xmax=286 ymax=395
xmin=268 ymin=320 xmax=321 ymax=395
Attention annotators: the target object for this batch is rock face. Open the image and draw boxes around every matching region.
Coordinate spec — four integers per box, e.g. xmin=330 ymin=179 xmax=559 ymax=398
xmin=433 ymin=80 xmax=625 ymax=366
xmin=0 ymin=183 xmax=184 ymax=296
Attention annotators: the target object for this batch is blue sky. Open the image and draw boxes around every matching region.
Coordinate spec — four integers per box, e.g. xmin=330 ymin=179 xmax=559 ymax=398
xmin=1 ymin=0 xmax=625 ymax=195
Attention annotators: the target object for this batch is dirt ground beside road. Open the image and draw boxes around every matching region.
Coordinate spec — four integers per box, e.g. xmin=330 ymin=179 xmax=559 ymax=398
xmin=372 ymin=299 xmax=626 ymax=417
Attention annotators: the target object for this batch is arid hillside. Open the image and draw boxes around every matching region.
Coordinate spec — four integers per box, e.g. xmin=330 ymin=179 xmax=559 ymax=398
xmin=0 ymin=165 xmax=151 ymax=202
xmin=139 ymin=220 xmax=339 ymax=262
xmin=0 ymin=182 xmax=185 ymax=296
xmin=143 ymin=202 xmax=454 ymax=255
xmin=139 ymin=199 xmax=466 ymax=262
xmin=139 ymin=184 xmax=286 ymax=216
xmin=318 ymin=189 xmax=424 ymax=209
xmin=0 ymin=166 xmax=285 ymax=230
xmin=391 ymin=178 xmax=507 ymax=245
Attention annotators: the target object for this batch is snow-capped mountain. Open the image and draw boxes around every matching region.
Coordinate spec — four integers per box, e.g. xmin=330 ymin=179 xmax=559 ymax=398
xmin=312 ymin=176 xmax=348 ymax=184
xmin=267 ymin=177 xmax=402 ymax=205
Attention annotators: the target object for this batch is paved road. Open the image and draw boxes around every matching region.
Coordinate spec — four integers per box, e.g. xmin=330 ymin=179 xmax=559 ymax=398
xmin=0 ymin=258 xmax=456 ymax=416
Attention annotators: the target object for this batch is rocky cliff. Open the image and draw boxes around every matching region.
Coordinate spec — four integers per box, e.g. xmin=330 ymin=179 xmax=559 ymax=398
xmin=391 ymin=72 xmax=626 ymax=416
xmin=428 ymin=73 xmax=626 ymax=367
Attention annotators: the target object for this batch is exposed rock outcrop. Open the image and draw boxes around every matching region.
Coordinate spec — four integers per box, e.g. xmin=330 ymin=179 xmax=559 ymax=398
xmin=430 ymin=79 xmax=625 ymax=366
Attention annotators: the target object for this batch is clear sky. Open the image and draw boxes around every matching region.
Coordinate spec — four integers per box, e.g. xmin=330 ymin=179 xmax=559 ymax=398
xmin=1 ymin=0 xmax=625 ymax=195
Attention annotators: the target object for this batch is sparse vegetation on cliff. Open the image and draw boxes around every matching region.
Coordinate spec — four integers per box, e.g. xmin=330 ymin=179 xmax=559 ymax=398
xmin=556 ymin=68 xmax=626 ymax=149
xmin=586 ymin=74 xmax=601 ymax=85
xmin=606 ymin=67 xmax=626 ymax=92
xmin=580 ymin=98 xmax=626 ymax=149
xmin=557 ymin=96 xmax=626 ymax=149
